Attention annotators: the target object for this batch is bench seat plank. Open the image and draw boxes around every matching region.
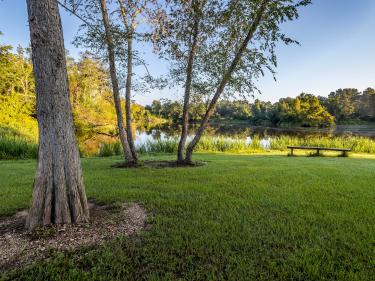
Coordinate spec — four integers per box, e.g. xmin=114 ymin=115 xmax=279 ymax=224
xmin=287 ymin=146 xmax=351 ymax=152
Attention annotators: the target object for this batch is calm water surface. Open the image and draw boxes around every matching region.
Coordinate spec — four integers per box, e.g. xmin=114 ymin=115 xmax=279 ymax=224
xmin=133 ymin=123 xmax=375 ymax=149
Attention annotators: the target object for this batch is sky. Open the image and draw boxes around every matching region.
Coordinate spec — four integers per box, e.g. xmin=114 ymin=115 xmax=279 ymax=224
xmin=0 ymin=0 xmax=374 ymax=105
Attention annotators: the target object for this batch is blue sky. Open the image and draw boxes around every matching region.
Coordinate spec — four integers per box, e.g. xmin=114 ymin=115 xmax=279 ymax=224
xmin=0 ymin=0 xmax=374 ymax=105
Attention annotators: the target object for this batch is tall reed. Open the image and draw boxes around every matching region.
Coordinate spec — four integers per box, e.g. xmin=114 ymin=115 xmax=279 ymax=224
xmin=133 ymin=135 xmax=375 ymax=155
xmin=0 ymin=134 xmax=38 ymax=159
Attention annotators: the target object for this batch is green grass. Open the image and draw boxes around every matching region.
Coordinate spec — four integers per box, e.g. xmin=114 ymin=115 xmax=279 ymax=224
xmin=1 ymin=154 xmax=374 ymax=280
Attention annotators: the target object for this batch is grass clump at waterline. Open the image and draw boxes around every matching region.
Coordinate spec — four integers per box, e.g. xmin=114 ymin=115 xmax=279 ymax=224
xmin=0 ymin=128 xmax=38 ymax=160
xmin=97 ymin=142 xmax=123 ymax=157
xmin=133 ymin=134 xmax=375 ymax=155
xmin=3 ymin=132 xmax=375 ymax=160
xmin=135 ymin=136 xmax=265 ymax=154
xmin=1 ymin=154 xmax=374 ymax=280
xmin=269 ymin=135 xmax=375 ymax=153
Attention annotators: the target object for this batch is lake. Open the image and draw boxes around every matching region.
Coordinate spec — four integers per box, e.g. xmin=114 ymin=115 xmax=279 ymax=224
xmin=133 ymin=123 xmax=375 ymax=149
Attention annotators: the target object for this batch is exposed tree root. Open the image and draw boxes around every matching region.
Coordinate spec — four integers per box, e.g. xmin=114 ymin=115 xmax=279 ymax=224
xmin=0 ymin=200 xmax=147 ymax=271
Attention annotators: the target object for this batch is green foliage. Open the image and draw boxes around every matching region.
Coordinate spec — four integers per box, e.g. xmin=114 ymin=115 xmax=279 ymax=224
xmin=146 ymin=93 xmax=336 ymax=127
xmin=0 ymin=43 xmax=37 ymax=139
xmin=1 ymin=154 xmax=374 ymax=280
xmin=320 ymin=88 xmax=375 ymax=122
xmin=250 ymin=99 xmax=279 ymax=125
xmin=0 ymin=127 xmax=37 ymax=159
xmin=215 ymin=100 xmax=252 ymax=120
xmin=147 ymin=88 xmax=375 ymax=127
xmin=276 ymin=93 xmax=335 ymax=127
xmin=0 ymin=44 xmax=34 ymax=97
xmin=326 ymin=88 xmax=359 ymax=121
xmin=357 ymin=88 xmax=375 ymax=120
xmin=0 ymin=41 xmax=164 ymax=157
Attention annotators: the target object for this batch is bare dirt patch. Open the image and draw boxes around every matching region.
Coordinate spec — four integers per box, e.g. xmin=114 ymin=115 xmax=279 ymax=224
xmin=112 ymin=160 xmax=206 ymax=169
xmin=0 ymin=200 xmax=147 ymax=271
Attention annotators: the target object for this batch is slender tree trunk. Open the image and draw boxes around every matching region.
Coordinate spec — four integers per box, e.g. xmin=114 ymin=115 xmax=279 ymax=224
xmin=125 ymin=33 xmax=138 ymax=161
xmin=99 ymin=0 xmax=135 ymax=163
xmin=26 ymin=0 xmax=89 ymax=230
xmin=177 ymin=10 xmax=200 ymax=163
xmin=184 ymin=0 xmax=269 ymax=163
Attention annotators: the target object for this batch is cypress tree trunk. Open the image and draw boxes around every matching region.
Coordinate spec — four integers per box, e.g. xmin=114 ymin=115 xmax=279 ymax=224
xmin=184 ymin=0 xmax=269 ymax=163
xmin=26 ymin=0 xmax=89 ymax=230
xmin=125 ymin=33 xmax=138 ymax=161
xmin=99 ymin=0 xmax=135 ymax=163
xmin=177 ymin=7 xmax=200 ymax=163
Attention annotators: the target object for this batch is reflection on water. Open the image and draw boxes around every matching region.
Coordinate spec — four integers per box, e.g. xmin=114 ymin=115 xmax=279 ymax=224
xmin=133 ymin=123 xmax=375 ymax=149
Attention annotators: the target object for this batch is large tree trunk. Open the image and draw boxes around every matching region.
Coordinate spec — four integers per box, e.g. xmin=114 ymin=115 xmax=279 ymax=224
xmin=184 ymin=0 xmax=269 ymax=163
xmin=99 ymin=0 xmax=135 ymax=163
xmin=26 ymin=0 xmax=89 ymax=230
xmin=125 ymin=33 xmax=138 ymax=161
xmin=177 ymin=7 xmax=200 ymax=163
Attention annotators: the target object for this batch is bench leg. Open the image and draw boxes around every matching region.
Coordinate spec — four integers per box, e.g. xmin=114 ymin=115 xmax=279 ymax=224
xmin=316 ymin=149 xmax=320 ymax=156
xmin=291 ymin=149 xmax=293 ymax=156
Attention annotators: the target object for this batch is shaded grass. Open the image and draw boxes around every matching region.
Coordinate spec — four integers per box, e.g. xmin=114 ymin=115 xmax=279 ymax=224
xmin=1 ymin=154 xmax=374 ymax=280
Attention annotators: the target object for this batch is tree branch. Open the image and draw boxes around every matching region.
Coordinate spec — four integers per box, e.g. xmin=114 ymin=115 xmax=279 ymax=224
xmin=57 ymin=0 xmax=103 ymax=35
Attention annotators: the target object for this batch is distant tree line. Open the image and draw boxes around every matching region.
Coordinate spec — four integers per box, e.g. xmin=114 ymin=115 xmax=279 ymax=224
xmin=145 ymin=88 xmax=375 ymax=127
xmin=2 ymin=41 xmax=373 ymax=132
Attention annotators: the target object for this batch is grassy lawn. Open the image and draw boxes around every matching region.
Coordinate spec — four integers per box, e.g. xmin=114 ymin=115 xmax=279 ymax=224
xmin=1 ymin=153 xmax=374 ymax=280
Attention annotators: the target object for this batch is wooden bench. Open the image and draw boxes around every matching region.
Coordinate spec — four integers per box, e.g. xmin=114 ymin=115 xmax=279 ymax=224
xmin=287 ymin=146 xmax=351 ymax=156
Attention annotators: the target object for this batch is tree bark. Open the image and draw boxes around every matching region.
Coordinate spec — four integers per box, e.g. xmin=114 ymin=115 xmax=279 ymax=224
xmin=177 ymin=5 xmax=200 ymax=163
xmin=99 ymin=0 xmax=135 ymax=163
xmin=125 ymin=33 xmax=138 ymax=161
xmin=184 ymin=0 xmax=269 ymax=163
xmin=26 ymin=0 xmax=89 ymax=230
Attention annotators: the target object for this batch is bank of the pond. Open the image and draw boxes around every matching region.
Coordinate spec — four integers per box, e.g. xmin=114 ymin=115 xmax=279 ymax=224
xmin=97 ymin=135 xmax=375 ymax=156
xmin=1 ymin=154 xmax=374 ymax=280
xmin=3 ymin=133 xmax=375 ymax=159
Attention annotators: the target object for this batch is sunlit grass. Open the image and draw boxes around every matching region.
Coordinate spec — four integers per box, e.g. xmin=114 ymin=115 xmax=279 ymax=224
xmin=1 ymin=154 xmax=374 ymax=280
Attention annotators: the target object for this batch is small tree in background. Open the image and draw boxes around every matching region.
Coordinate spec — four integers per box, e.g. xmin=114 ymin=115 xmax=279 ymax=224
xmin=116 ymin=0 xmax=161 ymax=162
xmin=182 ymin=0 xmax=311 ymax=163
xmin=153 ymin=0 xmax=310 ymax=163
xmin=62 ymin=0 xmax=162 ymax=165
xmin=152 ymin=0 xmax=223 ymax=163
xmin=99 ymin=0 xmax=136 ymax=164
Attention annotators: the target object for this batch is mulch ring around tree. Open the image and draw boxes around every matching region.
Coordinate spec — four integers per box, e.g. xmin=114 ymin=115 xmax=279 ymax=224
xmin=112 ymin=160 xmax=206 ymax=169
xmin=0 ymin=200 xmax=147 ymax=271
